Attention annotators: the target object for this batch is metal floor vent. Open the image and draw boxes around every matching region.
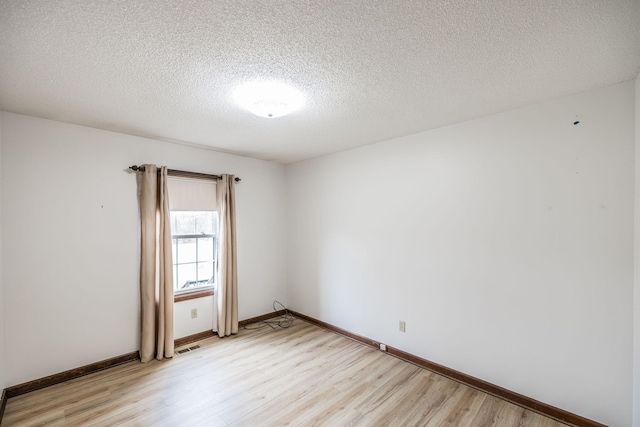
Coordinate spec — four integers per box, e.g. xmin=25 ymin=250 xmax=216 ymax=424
xmin=177 ymin=345 xmax=201 ymax=355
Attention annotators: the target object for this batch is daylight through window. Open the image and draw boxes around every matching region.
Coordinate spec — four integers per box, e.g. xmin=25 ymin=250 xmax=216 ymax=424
xmin=170 ymin=210 xmax=217 ymax=292
xmin=167 ymin=176 xmax=217 ymax=294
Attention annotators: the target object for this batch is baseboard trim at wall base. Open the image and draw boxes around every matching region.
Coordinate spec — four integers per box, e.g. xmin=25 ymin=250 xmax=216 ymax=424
xmin=4 ymin=351 xmax=140 ymax=399
xmin=174 ymin=310 xmax=286 ymax=348
xmin=290 ymin=311 xmax=606 ymax=427
xmin=0 ymin=389 xmax=7 ymax=423
xmin=177 ymin=310 xmax=290 ymax=347
xmin=174 ymin=330 xmax=217 ymax=348
xmin=0 ymin=310 xmax=285 ymax=424
xmin=239 ymin=310 xmax=286 ymax=327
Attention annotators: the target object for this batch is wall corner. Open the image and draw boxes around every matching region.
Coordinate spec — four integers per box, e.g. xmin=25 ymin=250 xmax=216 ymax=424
xmin=633 ymin=75 xmax=640 ymax=427
xmin=0 ymin=111 xmax=5 ymax=391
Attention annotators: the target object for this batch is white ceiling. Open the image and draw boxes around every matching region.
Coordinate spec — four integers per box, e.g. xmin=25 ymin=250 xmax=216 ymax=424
xmin=1 ymin=1 xmax=639 ymax=163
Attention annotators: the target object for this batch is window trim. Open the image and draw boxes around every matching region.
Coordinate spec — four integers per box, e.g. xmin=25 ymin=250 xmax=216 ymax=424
xmin=174 ymin=286 xmax=214 ymax=303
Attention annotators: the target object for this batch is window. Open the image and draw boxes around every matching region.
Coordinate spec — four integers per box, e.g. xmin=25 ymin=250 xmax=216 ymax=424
xmin=167 ymin=177 xmax=217 ymax=300
xmin=171 ymin=211 xmax=217 ymax=292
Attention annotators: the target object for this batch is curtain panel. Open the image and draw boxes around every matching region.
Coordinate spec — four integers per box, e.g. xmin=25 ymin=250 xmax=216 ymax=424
xmin=216 ymin=174 xmax=238 ymax=337
xmin=137 ymin=164 xmax=174 ymax=362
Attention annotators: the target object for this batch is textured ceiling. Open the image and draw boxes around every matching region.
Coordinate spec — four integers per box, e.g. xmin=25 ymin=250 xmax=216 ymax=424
xmin=1 ymin=1 xmax=639 ymax=163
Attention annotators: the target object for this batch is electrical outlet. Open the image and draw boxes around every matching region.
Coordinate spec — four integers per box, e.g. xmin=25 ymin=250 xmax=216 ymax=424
xmin=379 ymin=343 xmax=387 ymax=351
xmin=191 ymin=308 xmax=198 ymax=319
xmin=399 ymin=320 xmax=406 ymax=332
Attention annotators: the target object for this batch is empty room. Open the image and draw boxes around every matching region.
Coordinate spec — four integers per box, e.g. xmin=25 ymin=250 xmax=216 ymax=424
xmin=0 ymin=1 xmax=639 ymax=426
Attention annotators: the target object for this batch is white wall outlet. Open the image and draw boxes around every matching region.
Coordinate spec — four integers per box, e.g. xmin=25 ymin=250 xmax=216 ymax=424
xmin=191 ymin=308 xmax=198 ymax=319
xmin=379 ymin=343 xmax=387 ymax=351
xmin=399 ymin=320 xmax=406 ymax=332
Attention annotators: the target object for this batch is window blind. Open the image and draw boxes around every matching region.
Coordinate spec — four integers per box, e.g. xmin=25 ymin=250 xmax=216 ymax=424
xmin=167 ymin=177 xmax=217 ymax=211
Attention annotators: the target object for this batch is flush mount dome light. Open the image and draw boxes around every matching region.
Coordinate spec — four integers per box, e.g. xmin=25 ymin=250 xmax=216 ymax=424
xmin=233 ymin=81 xmax=305 ymax=118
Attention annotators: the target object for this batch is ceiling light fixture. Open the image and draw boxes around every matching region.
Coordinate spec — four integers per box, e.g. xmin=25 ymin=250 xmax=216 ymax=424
xmin=233 ymin=80 xmax=306 ymax=118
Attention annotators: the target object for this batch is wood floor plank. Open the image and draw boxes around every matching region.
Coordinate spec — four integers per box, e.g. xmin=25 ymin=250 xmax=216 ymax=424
xmin=3 ymin=319 xmax=569 ymax=427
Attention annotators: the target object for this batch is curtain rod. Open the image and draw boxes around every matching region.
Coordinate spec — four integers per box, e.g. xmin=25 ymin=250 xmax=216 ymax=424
xmin=129 ymin=165 xmax=241 ymax=182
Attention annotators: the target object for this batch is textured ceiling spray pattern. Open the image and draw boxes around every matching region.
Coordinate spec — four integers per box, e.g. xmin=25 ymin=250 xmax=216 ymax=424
xmin=0 ymin=0 xmax=639 ymax=163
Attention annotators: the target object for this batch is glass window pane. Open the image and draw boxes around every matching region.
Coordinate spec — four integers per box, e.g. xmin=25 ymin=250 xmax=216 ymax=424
xmin=173 ymin=265 xmax=178 ymax=291
xmin=177 ymin=263 xmax=197 ymax=290
xmin=170 ymin=211 xmax=216 ymax=236
xmin=198 ymin=237 xmax=214 ymax=262
xmin=170 ymin=210 xmax=217 ymax=293
xmin=198 ymin=261 xmax=214 ymax=284
xmin=195 ymin=211 xmax=215 ymax=235
xmin=177 ymin=238 xmax=196 ymax=264
xmin=171 ymin=211 xmax=196 ymax=235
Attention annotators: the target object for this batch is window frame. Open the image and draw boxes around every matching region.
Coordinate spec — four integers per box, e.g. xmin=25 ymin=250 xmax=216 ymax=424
xmin=174 ymin=287 xmax=214 ymax=303
xmin=170 ymin=211 xmax=217 ymax=302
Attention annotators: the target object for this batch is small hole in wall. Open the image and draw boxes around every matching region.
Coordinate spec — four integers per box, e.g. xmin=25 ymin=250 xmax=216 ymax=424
xmin=573 ymin=121 xmax=580 ymax=125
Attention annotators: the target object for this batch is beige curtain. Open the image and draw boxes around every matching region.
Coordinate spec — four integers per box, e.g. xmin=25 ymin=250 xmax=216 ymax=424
xmin=216 ymin=174 xmax=238 ymax=337
xmin=137 ymin=165 xmax=174 ymax=362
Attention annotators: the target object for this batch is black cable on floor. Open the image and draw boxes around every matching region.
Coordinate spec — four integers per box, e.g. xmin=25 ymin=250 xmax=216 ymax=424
xmin=243 ymin=300 xmax=293 ymax=330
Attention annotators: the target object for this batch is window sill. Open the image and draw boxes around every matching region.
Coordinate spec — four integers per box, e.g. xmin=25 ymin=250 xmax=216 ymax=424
xmin=174 ymin=287 xmax=214 ymax=303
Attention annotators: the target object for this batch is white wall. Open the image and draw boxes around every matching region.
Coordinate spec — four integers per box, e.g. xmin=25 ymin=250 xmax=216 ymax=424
xmin=634 ymin=75 xmax=640 ymax=427
xmin=0 ymin=113 xmax=288 ymax=386
xmin=174 ymin=296 xmax=215 ymax=339
xmin=287 ymin=81 xmax=635 ymax=426
xmin=0 ymin=112 xmax=4 ymax=390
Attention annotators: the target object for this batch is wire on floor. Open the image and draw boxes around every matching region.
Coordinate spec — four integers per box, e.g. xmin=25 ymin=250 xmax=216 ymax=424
xmin=243 ymin=300 xmax=293 ymax=330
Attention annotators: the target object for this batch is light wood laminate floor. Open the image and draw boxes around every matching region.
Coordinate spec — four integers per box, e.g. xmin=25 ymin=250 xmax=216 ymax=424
xmin=3 ymin=318 xmax=567 ymax=426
